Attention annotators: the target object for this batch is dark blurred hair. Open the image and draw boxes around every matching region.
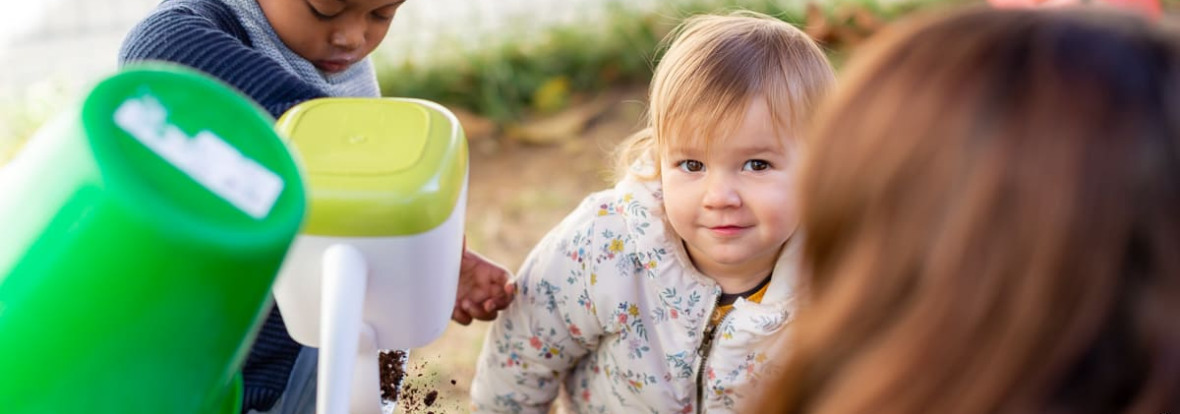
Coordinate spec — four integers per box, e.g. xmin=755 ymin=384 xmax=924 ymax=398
xmin=760 ymin=7 xmax=1180 ymax=414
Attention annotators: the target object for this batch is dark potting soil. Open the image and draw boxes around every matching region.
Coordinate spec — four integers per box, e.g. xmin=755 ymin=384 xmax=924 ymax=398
xmin=379 ymin=349 xmax=407 ymax=404
xmin=378 ymin=352 xmax=459 ymax=413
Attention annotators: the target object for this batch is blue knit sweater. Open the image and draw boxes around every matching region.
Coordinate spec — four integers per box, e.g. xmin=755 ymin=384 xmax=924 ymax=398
xmin=119 ymin=0 xmax=327 ymax=118
xmin=118 ymin=0 xmax=325 ymax=411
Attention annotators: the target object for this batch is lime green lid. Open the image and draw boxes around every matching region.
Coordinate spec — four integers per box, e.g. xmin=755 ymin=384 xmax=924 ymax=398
xmin=276 ymin=98 xmax=468 ymax=237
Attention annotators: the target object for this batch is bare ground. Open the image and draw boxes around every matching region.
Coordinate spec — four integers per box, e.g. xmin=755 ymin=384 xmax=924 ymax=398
xmin=393 ymin=86 xmax=648 ymax=413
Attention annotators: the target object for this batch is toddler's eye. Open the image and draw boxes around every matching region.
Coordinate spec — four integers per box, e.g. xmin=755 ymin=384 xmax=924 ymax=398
xmin=372 ymin=3 xmax=402 ymax=21
xmin=307 ymin=2 xmax=337 ymax=19
xmin=743 ymin=160 xmax=770 ymax=171
xmin=677 ymin=160 xmax=705 ymax=173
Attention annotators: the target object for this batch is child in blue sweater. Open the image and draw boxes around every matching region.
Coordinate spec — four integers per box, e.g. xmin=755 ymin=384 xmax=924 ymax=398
xmin=119 ymin=1 xmax=514 ymax=412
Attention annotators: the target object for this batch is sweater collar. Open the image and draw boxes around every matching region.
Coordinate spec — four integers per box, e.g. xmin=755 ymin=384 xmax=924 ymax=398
xmin=218 ymin=0 xmax=381 ymax=98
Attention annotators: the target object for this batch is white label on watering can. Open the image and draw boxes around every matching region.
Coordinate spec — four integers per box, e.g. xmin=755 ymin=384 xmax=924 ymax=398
xmin=113 ymin=93 xmax=284 ymax=219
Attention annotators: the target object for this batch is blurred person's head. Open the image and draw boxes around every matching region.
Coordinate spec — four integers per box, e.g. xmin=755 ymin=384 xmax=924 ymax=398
xmin=615 ymin=11 xmax=835 ymax=287
xmin=257 ymin=0 xmax=405 ymax=73
xmin=758 ymin=7 xmax=1180 ymax=414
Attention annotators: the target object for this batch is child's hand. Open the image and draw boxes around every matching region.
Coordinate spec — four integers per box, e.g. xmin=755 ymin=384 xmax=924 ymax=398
xmin=453 ymin=247 xmax=516 ymax=325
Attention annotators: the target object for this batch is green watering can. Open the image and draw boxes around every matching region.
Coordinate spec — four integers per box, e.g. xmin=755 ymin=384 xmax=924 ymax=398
xmin=0 ymin=65 xmax=306 ymax=413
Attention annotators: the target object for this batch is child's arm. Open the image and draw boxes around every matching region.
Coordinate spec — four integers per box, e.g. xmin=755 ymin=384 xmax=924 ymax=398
xmin=470 ymin=209 xmax=604 ymax=413
xmin=118 ymin=4 xmax=326 ymax=118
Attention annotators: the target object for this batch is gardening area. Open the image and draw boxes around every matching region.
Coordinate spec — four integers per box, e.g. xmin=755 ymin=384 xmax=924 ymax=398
xmin=3 ymin=0 xmax=1178 ymax=412
xmin=376 ymin=1 xmax=940 ymax=411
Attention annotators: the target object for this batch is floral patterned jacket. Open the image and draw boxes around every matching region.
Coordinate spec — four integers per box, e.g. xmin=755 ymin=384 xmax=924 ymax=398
xmin=471 ymin=175 xmax=800 ymax=414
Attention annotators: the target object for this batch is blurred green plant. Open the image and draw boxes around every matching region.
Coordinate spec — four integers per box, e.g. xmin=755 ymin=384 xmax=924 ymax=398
xmin=4 ymin=0 xmax=1052 ymax=156
xmin=378 ymin=2 xmax=663 ymax=123
xmin=1 ymin=81 xmax=74 ymax=165
xmin=376 ymin=0 xmax=942 ymax=125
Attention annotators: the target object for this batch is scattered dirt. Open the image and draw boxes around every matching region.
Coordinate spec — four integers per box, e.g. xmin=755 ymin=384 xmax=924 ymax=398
xmin=380 ymin=352 xmax=453 ymax=412
xmin=379 ymin=349 xmax=408 ymax=405
xmin=394 ymin=356 xmax=464 ymax=413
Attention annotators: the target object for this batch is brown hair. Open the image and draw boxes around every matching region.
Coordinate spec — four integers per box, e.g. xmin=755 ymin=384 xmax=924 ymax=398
xmin=614 ymin=11 xmax=835 ymax=181
xmin=760 ymin=7 xmax=1180 ymax=414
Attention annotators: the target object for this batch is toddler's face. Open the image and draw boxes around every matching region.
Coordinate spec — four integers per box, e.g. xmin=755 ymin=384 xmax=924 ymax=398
xmin=660 ymin=98 xmax=800 ymax=282
xmin=258 ymin=0 xmax=405 ymax=73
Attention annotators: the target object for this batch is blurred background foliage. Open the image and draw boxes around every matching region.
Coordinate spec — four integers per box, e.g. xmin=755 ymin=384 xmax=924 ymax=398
xmin=376 ymin=0 xmax=944 ymax=124
xmin=6 ymin=0 xmax=1177 ymax=159
xmin=3 ymin=1 xmax=1177 ymax=412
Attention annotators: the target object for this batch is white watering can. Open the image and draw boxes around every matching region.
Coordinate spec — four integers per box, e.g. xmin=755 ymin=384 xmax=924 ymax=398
xmin=272 ymin=98 xmax=468 ymax=414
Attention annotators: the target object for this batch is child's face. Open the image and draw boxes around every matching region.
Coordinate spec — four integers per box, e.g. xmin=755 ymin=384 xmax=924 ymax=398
xmin=660 ymin=98 xmax=800 ymax=281
xmin=258 ymin=0 xmax=405 ymax=74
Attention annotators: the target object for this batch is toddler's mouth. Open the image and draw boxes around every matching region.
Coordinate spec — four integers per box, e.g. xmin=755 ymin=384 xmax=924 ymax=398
xmin=707 ymin=225 xmax=750 ymax=237
xmin=314 ymin=59 xmax=353 ymax=73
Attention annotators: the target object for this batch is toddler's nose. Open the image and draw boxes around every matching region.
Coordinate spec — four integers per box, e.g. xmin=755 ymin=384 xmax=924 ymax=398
xmin=330 ymin=27 xmax=364 ymax=51
xmin=702 ymin=173 xmax=742 ymax=209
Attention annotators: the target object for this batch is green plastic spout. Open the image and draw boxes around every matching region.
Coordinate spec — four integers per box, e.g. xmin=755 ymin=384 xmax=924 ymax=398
xmin=0 ymin=65 xmax=306 ymax=414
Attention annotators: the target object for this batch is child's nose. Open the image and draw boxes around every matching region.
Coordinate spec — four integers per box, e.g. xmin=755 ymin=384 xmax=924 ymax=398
xmin=330 ymin=25 xmax=365 ymax=51
xmin=702 ymin=174 xmax=741 ymax=209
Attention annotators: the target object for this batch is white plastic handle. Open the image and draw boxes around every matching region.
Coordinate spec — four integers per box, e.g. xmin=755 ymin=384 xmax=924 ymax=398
xmin=352 ymin=327 xmax=383 ymax=414
xmin=317 ymin=243 xmax=368 ymax=414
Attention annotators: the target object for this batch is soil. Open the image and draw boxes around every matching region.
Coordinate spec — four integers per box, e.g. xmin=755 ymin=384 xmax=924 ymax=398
xmin=379 ymin=349 xmax=408 ymax=405
xmin=394 ymin=356 xmax=457 ymax=413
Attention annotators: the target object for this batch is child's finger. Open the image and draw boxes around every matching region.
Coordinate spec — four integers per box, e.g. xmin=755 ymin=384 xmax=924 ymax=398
xmin=492 ymin=289 xmax=514 ymax=307
xmin=462 ymin=300 xmax=486 ymax=322
xmin=462 ymin=299 xmax=498 ymax=321
xmin=451 ymin=307 xmax=473 ymax=325
xmin=492 ymin=269 xmax=511 ymax=284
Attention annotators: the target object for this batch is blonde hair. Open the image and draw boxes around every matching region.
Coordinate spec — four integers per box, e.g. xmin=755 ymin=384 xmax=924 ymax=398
xmin=759 ymin=7 xmax=1180 ymax=414
xmin=614 ymin=11 xmax=835 ymax=181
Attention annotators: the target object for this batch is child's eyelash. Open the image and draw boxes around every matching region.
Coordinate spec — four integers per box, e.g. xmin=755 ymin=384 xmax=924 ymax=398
xmin=675 ymin=160 xmax=705 ymax=172
xmin=745 ymin=159 xmax=772 ymax=170
xmin=373 ymin=2 xmax=405 ymax=21
xmin=307 ymin=4 xmax=335 ymax=19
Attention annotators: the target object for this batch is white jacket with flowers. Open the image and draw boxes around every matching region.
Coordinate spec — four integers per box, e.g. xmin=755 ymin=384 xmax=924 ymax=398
xmin=471 ymin=175 xmax=800 ymax=414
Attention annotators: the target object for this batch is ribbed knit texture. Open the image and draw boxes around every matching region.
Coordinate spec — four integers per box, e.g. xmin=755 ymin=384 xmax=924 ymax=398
xmin=239 ymin=310 xmax=301 ymax=412
xmin=118 ymin=0 xmax=326 ymax=118
xmin=220 ymin=0 xmax=380 ymax=98
xmin=118 ymin=1 xmax=376 ymax=412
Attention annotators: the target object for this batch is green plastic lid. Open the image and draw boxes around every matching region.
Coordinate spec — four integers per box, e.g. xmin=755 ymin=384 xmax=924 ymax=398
xmin=276 ymin=98 xmax=468 ymax=237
